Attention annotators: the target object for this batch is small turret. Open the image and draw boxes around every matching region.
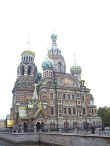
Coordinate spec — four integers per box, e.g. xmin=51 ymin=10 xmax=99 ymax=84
xmin=70 ymin=64 xmax=82 ymax=87
xmin=42 ymin=58 xmax=54 ymax=78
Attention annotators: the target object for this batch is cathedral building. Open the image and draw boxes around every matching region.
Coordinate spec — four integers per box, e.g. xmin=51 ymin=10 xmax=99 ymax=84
xmin=11 ymin=34 xmax=101 ymax=129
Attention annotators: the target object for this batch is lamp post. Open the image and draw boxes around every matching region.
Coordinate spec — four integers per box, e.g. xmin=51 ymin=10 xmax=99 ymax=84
xmin=53 ymin=71 xmax=58 ymax=131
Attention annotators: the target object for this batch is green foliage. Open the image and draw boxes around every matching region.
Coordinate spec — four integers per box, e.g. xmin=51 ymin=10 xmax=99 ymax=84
xmin=97 ymin=106 xmax=110 ymax=127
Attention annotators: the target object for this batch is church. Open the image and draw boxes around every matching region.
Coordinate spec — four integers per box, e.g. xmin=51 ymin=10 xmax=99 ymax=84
xmin=11 ymin=34 xmax=101 ymax=130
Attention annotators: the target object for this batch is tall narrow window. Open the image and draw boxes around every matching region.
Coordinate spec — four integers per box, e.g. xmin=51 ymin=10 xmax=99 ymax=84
xmin=58 ymin=62 xmax=62 ymax=72
xmin=50 ymin=93 xmax=53 ymax=104
xmin=29 ymin=56 xmax=30 ymax=62
xmin=73 ymin=107 xmax=76 ymax=114
xmin=50 ymin=107 xmax=54 ymax=115
xmin=50 ymin=93 xmax=53 ymax=100
xmin=26 ymin=56 xmax=28 ymax=62
xmin=83 ymin=108 xmax=85 ymax=114
xmin=21 ymin=66 xmax=24 ymax=75
xmin=68 ymin=108 xmax=71 ymax=115
xmin=63 ymin=94 xmax=65 ymax=100
xmin=68 ymin=94 xmax=70 ymax=100
xmin=64 ymin=108 xmax=66 ymax=114
xmin=28 ymin=66 xmax=31 ymax=75
xmin=72 ymin=95 xmax=74 ymax=100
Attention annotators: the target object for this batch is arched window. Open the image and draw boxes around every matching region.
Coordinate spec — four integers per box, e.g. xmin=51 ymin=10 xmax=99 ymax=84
xmin=64 ymin=108 xmax=66 ymax=114
xmin=58 ymin=62 xmax=62 ymax=72
xmin=50 ymin=107 xmax=54 ymax=115
xmin=29 ymin=56 xmax=30 ymax=62
xmin=28 ymin=66 xmax=31 ymax=75
xmin=24 ymin=57 xmax=26 ymax=62
xmin=73 ymin=107 xmax=76 ymax=115
xmin=50 ymin=93 xmax=53 ymax=100
xmin=26 ymin=56 xmax=28 ymax=62
xmin=20 ymin=65 xmax=24 ymax=75
xmin=68 ymin=108 xmax=71 ymax=115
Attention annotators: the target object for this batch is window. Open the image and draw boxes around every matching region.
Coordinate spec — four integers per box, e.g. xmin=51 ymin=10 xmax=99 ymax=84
xmin=50 ymin=93 xmax=53 ymax=100
xmin=92 ymin=109 xmax=94 ymax=113
xmin=58 ymin=100 xmax=61 ymax=103
xmin=73 ymin=107 xmax=76 ymax=114
xmin=72 ymin=95 xmax=74 ymax=100
xmin=29 ymin=56 xmax=30 ymax=62
xmin=59 ymin=106 xmax=62 ymax=113
xmin=77 ymin=100 xmax=81 ymax=105
xmin=46 ymin=71 xmax=48 ymax=77
xmin=21 ymin=66 xmax=24 ymax=75
xmin=50 ymin=107 xmax=54 ymax=115
xmin=50 ymin=93 xmax=53 ymax=104
xmin=28 ymin=66 xmax=31 ymax=75
xmin=50 ymin=72 xmax=53 ymax=77
xmin=83 ymin=108 xmax=85 ymax=114
xmin=58 ymin=62 xmax=62 ymax=72
xmin=64 ymin=108 xmax=66 ymax=114
xmin=63 ymin=94 xmax=66 ymax=100
xmin=26 ymin=56 xmax=28 ymax=62
xmin=24 ymin=57 xmax=26 ymax=61
xmin=68 ymin=94 xmax=70 ymax=100
xmin=68 ymin=108 xmax=71 ymax=114
xmin=82 ymin=96 xmax=84 ymax=102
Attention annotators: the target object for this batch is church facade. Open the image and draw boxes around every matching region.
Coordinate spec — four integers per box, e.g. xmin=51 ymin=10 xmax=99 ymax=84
xmin=11 ymin=34 xmax=101 ymax=130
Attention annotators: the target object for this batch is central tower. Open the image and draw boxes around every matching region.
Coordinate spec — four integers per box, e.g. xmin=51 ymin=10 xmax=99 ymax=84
xmin=48 ymin=34 xmax=66 ymax=73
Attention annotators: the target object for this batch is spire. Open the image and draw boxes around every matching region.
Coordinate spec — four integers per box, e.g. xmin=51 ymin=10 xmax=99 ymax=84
xmin=26 ymin=32 xmax=31 ymax=50
xmin=32 ymin=84 xmax=38 ymax=101
xmin=51 ymin=34 xmax=57 ymax=49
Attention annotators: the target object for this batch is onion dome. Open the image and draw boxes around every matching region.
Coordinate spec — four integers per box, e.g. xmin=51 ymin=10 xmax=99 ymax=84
xmin=21 ymin=50 xmax=35 ymax=63
xmin=51 ymin=33 xmax=57 ymax=40
xmin=42 ymin=58 xmax=53 ymax=70
xmin=70 ymin=65 xmax=82 ymax=74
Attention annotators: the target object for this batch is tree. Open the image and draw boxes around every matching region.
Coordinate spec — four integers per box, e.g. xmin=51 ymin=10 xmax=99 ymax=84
xmin=97 ymin=106 xmax=110 ymax=127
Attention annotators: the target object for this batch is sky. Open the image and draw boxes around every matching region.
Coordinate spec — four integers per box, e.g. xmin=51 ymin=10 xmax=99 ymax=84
xmin=0 ymin=0 xmax=110 ymax=119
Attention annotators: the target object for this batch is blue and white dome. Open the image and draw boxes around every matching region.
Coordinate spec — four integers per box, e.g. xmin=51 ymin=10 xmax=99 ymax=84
xmin=42 ymin=58 xmax=53 ymax=70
